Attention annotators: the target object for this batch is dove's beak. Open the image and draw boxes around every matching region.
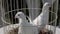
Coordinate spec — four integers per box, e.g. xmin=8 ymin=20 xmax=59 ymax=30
xmin=15 ymin=15 xmax=17 ymax=18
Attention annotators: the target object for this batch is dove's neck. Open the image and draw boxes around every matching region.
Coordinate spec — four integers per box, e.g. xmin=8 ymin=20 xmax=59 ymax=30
xmin=18 ymin=18 xmax=27 ymax=24
xmin=19 ymin=18 xmax=23 ymax=24
xmin=41 ymin=7 xmax=49 ymax=29
xmin=40 ymin=7 xmax=49 ymax=16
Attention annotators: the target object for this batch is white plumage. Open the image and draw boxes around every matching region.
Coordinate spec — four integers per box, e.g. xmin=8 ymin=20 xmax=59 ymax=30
xmin=15 ymin=12 xmax=38 ymax=34
xmin=30 ymin=2 xmax=51 ymax=30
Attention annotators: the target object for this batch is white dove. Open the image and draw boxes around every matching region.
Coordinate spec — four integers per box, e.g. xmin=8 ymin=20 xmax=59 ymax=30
xmin=29 ymin=2 xmax=51 ymax=31
xmin=15 ymin=12 xmax=38 ymax=34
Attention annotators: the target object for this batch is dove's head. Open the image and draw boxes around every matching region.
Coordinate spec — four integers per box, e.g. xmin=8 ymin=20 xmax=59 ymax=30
xmin=15 ymin=12 xmax=26 ymax=19
xmin=42 ymin=2 xmax=51 ymax=11
xmin=43 ymin=2 xmax=51 ymax=8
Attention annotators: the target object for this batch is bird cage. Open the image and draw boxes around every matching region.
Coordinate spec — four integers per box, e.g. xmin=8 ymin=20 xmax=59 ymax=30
xmin=0 ymin=0 xmax=58 ymax=34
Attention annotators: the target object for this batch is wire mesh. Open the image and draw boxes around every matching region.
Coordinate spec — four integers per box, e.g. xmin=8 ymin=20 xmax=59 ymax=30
xmin=0 ymin=0 xmax=58 ymax=34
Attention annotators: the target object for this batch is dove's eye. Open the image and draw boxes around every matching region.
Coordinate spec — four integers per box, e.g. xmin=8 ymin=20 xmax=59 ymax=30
xmin=18 ymin=14 xmax=20 ymax=16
